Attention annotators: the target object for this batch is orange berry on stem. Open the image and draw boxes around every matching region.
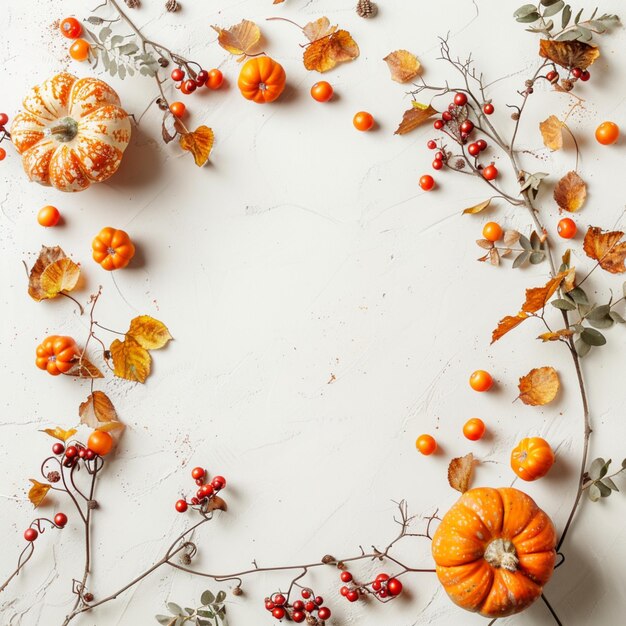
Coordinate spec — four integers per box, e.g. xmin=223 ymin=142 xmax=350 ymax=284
xmin=463 ymin=418 xmax=486 ymax=441
xmin=311 ymin=81 xmax=333 ymax=102
xmin=69 ymin=39 xmax=90 ymax=62
xmin=482 ymin=222 xmax=503 ymax=242
xmin=353 ymin=111 xmax=374 ymax=131
xmin=87 ymin=430 xmax=114 ymax=456
xmin=416 ymin=434 xmax=437 ymax=455
xmin=169 ymin=101 xmax=186 ymax=118
xmin=595 ymin=121 xmax=619 ymax=145
xmin=37 ymin=205 xmax=60 ymax=227
xmin=469 ymin=370 xmax=493 ymax=392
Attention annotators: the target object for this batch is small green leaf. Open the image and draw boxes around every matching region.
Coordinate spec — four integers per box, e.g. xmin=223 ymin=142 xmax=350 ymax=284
xmin=513 ymin=251 xmax=530 ymax=268
xmin=87 ymin=16 xmax=104 ymax=25
xmin=587 ymin=304 xmax=610 ymax=320
xmin=562 ymin=4 xmax=572 ymax=27
xmin=581 ymin=328 xmax=606 ymax=346
xmin=602 ymin=477 xmax=619 ymax=491
xmin=200 ymin=591 xmax=215 ymax=606
xmin=167 ymin=603 xmax=183 ymax=616
xmin=574 ymin=7 xmax=584 ymax=23
xmin=156 ymin=616 xmax=173 ymax=626
xmin=589 ymin=457 xmax=607 ymax=480
xmin=588 ymin=482 xmax=601 ymax=501
xmin=197 ymin=609 xmax=214 ymax=618
xmin=215 ymin=591 xmax=227 ymax=603
xmin=118 ymin=42 xmax=139 ymax=55
xmin=609 ymin=311 xmax=626 ymax=323
xmin=552 ymin=298 xmax=576 ymax=311
xmin=99 ymin=26 xmax=112 ymax=41
xmin=541 ymin=0 xmax=562 ymax=5
xmin=530 ymin=251 xmax=546 ymax=264
xmin=597 ymin=481 xmax=612 ymax=497
xmin=543 ymin=1 xmax=565 ymax=17
xmin=575 ymin=337 xmax=591 ymax=356
xmin=569 ymin=287 xmax=589 ymax=305
xmin=514 ymin=4 xmax=540 ymax=18
xmin=577 ymin=26 xmax=593 ymax=41
xmin=519 ymin=234 xmax=532 ymax=251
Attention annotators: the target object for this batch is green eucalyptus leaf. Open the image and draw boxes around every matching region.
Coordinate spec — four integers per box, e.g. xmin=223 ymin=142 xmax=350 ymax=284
xmin=557 ymin=28 xmax=582 ymax=40
xmin=196 ymin=620 xmax=211 ymax=626
xmin=577 ymin=26 xmax=593 ymax=41
xmin=530 ymin=251 xmax=545 ymax=265
xmin=87 ymin=16 xmax=104 ymax=25
xmin=185 ymin=608 xmax=195 ymax=615
xmin=589 ymin=457 xmax=607 ymax=480
xmin=602 ymin=477 xmax=619 ymax=491
xmin=562 ymin=4 xmax=572 ymax=27
xmin=575 ymin=337 xmax=591 ymax=356
xmin=588 ymin=316 xmax=613 ymax=329
xmin=517 ymin=11 xmax=542 ymax=23
xmin=574 ymin=7 xmax=584 ymax=23
xmin=118 ymin=42 xmax=139 ymax=55
xmin=167 ymin=603 xmax=183 ymax=616
xmin=588 ymin=20 xmax=607 ymax=32
xmin=156 ymin=616 xmax=173 ymax=626
xmin=597 ymin=481 xmax=612 ymax=497
xmin=581 ymin=328 xmax=606 ymax=346
xmin=552 ymin=298 xmax=576 ymax=311
xmin=513 ymin=251 xmax=530 ymax=268
xmin=541 ymin=0 xmax=561 ymax=5
xmin=543 ymin=1 xmax=565 ymax=17
xmin=588 ymin=482 xmax=601 ymax=501
xmin=587 ymin=304 xmax=610 ymax=320
xmin=609 ymin=311 xmax=626 ymax=323
xmin=519 ymin=234 xmax=532 ymax=251
xmin=99 ymin=26 xmax=112 ymax=41
xmin=197 ymin=610 xmax=214 ymax=618
xmin=514 ymin=4 xmax=540 ymax=18
xmin=200 ymin=591 xmax=215 ymax=606
xmin=215 ymin=591 xmax=226 ymax=603
xmin=110 ymin=35 xmax=124 ymax=47
xmin=569 ymin=287 xmax=589 ymax=305
xmin=572 ymin=323 xmax=584 ymax=333
xmin=118 ymin=64 xmax=126 ymax=80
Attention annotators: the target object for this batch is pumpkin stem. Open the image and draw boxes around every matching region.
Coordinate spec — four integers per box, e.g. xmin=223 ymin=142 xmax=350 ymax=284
xmin=46 ymin=117 xmax=79 ymax=143
xmin=484 ymin=538 xmax=519 ymax=572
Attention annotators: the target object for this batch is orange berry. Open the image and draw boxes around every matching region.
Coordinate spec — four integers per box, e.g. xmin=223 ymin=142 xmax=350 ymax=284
xmin=311 ymin=81 xmax=333 ymax=102
xmin=353 ymin=111 xmax=374 ymax=131
xmin=595 ymin=121 xmax=619 ymax=146
xmin=419 ymin=174 xmax=435 ymax=191
xmin=469 ymin=370 xmax=493 ymax=392
xmin=87 ymin=430 xmax=114 ymax=456
xmin=557 ymin=217 xmax=577 ymax=239
xmin=169 ymin=101 xmax=186 ymax=118
xmin=69 ymin=39 xmax=90 ymax=62
xmin=416 ymin=434 xmax=437 ymax=455
xmin=37 ymin=205 xmax=60 ymax=227
xmin=60 ymin=17 xmax=82 ymax=39
xmin=463 ymin=418 xmax=486 ymax=441
xmin=482 ymin=222 xmax=503 ymax=242
xmin=206 ymin=69 xmax=224 ymax=90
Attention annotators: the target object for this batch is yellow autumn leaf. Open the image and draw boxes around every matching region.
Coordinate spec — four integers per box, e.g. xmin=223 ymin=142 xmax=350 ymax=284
xmin=40 ymin=257 xmax=81 ymax=298
xmin=539 ymin=115 xmax=564 ymax=151
xmin=180 ymin=125 xmax=214 ymax=167
xmin=40 ymin=426 xmax=77 ymax=442
xmin=28 ymin=479 xmax=51 ymax=508
xmin=448 ymin=453 xmax=474 ymax=493
xmin=303 ymin=29 xmax=359 ymax=73
xmin=538 ymin=329 xmax=575 ymax=342
xmin=383 ymin=50 xmax=421 ymax=83
xmin=462 ymin=198 xmax=492 ymax=215
xmin=79 ymin=391 xmax=124 ymax=431
xmin=518 ymin=366 xmax=560 ymax=406
xmin=302 ymin=17 xmax=336 ymax=42
xmin=394 ymin=102 xmax=438 ymax=135
xmin=28 ymin=246 xmax=70 ymax=301
xmin=583 ymin=226 xmax=626 ymax=274
xmin=554 ymin=171 xmax=586 ymax=212
xmin=128 ymin=315 xmax=173 ymax=350
xmin=110 ymin=336 xmax=151 ymax=383
xmin=212 ymin=20 xmax=261 ymax=58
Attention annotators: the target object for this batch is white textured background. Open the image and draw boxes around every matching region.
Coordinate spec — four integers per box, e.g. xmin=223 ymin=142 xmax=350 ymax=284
xmin=1 ymin=1 xmax=626 ymax=624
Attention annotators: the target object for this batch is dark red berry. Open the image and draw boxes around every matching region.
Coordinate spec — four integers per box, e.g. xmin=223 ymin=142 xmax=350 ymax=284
xmin=454 ymin=92 xmax=468 ymax=106
xmin=427 ymin=140 xmax=436 ymax=150
xmin=292 ymin=612 xmax=305 ymax=623
xmin=196 ymin=488 xmax=205 ymax=499
xmin=85 ymin=449 xmax=96 ymax=460
xmin=387 ymin=578 xmax=403 ymax=596
xmin=580 ymin=70 xmax=590 ymax=81
xmin=378 ymin=588 xmax=388 ymax=598
xmin=346 ymin=590 xmax=359 ymax=602
xmin=196 ymin=70 xmax=209 ymax=85
xmin=54 ymin=512 xmax=68 ymax=527
xmin=200 ymin=484 xmax=215 ymax=498
xmin=442 ymin=111 xmax=453 ymax=122
xmin=483 ymin=164 xmax=498 ymax=181
xmin=175 ymin=499 xmax=188 ymax=513
xmin=52 ymin=443 xmax=65 ymax=455
xmin=432 ymin=159 xmax=443 ymax=170
xmin=301 ymin=589 xmax=311 ymax=599
xmin=273 ymin=594 xmax=286 ymax=606
xmin=434 ymin=151 xmax=444 ymax=161
xmin=468 ymin=143 xmax=480 ymax=157
xmin=24 ymin=528 xmax=38 ymax=542
xmin=212 ymin=475 xmax=226 ymax=490
xmin=476 ymin=139 xmax=487 ymax=151
xmin=314 ymin=596 xmax=323 ymax=606
xmin=265 ymin=599 xmax=275 ymax=611
xmin=195 ymin=479 xmax=204 ymax=486
xmin=272 ymin=607 xmax=285 ymax=619
xmin=340 ymin=586 xmax=349 ymax=596
xmin=183 ymin=79 xmax=196 ymax=93
xmin=434 ymin=119 xmax=444 ymax=130
xmin=171 ymin=68 xmax=185 ymax=81
xmin=191 ymin=467 xmax=205 ymax=480
xmin=340 ymin=571 xmax=353 ymax=583
xmin=191 ymin=497 xmax=200 ymax=505
xmin=304 ymin=601 xmax=315 ymax=612
xmin=65 ymin=445 xmax=78 ymax=458
xmin=571 ymin=67 xmax=583 ymax=79
xmin=292 ymin=600 xmax=304 ymax=611
xmin=0 ymin=113 xmax=8 ymax=126
xmin=460 ymin=120 xmax=474 ymax=134
xmin=372 ymin=580 xmax=382 ymax=591
xmin=78 ymin=448 xmax=86 ymax=458
xmin=376 ymin=573 xmax=390 ymax=582
xmin=483 ymin=103 xmax=495 ymax=115
xmin=546 ymin=70 xmax=559 ymax=83
xmin=63 ymin=458 xmax=75 ymax=468
xmin=318 ymin=607 xmax=331 ymax=620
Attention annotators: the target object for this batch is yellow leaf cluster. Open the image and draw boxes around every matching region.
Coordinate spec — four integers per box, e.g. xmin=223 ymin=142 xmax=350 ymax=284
xmin=28 ymin=246 xmax=80 ymax=302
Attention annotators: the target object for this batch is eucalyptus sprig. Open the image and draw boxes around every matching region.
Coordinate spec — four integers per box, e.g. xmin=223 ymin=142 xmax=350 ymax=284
xmin=156 ymin=590 xmax=228 ymax=626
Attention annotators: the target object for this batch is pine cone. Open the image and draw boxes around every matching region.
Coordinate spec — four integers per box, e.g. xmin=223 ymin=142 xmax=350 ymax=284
xmin=124 ymin=0 xmax=140 ymax=8
xmin=165 ymin=0 xmax=180 ymax=11
xmin=47 ymin=471 xmax=60 ymax=483
xmin=356 ymin=0 xmax=378 ymax=18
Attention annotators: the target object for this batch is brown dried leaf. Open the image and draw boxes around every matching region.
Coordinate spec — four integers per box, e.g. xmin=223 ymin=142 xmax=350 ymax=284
xmin=79 ymin=391 xmax=124 ymax=432
xmin=110 ymin=336 xmax=151 ymax=383
xmin=206 ymin=495 xmax=228 ymax=512
xmin=522 ymin=272 xmax=567 ymax=313
xmin=303 ymin=29 xmax=359 ymax=73
xmin=40 ymin=257 xmax=80 ymax=298
xmin=180 ymin=125 xmax=214 ymax=167
xmin=128 ymin=316 xmax=172 ymax=350
xmin=66 ymin=356 xmax=104 ymax=379
xmin=518 ymin=366 xmax=560 ymax=406
xmin=383 ymin=49 xmax=420 ymax=83
xmin=212 ymin=20 xmax=261 ymax=57
xmin=491 ymin=313 xmax=529 ymax=343
xmin=539 ymin=39 xmax=600 ymax=70
xmin=540 ymin=115 xmax=564 ymax=151
xmin=28 ymin=479 xmax=51 ymax=508
xmin=538 ymin=329 xmax=575 ymax=342
xmin=394 ymin=102 xmax=438 ymax=135
xmin=28 ymin=246 xmax=68 ymax=301
xmin=302 ymin=17 xmax=336 ymax=42
xmin=448 ymin=453 xmax=474 ymax=493
xmin=583 ymin=226 xmax=626 ymax=274
xmin=41 ymin=427 xmax=77 ymax=442
xmin=476 ymin=239 xmax=494 ymax=250
xmin=462 ymin=198 xmax=492 ymax=215
xmin=563 ymin=267 xmax=576 ymax=292
xmin=489 ymin=248 xmax=500 ymax=266
xmin=503 ymin=230 xmax=521 ymax=246
xmin=554 ymin=171 xmax=586 ymax=212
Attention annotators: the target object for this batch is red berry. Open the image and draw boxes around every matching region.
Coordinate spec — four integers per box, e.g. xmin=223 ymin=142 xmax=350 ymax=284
xmin=314 ymin=596 xmax=323 ymax=606
xmin=191 ymin=497 xmax=200 ymax=505
xmin=272 ymin=607 xmax=285 ymax=619
xmin=60 ymin=17 xmax=82 ymax=39
xmin=265 ymin=600 xmax=275 ymax=611
xmin=293 ymin=600 xmax=305 ymax=611
xmin=346 ymin=590 xmax=359 ymax=602
xmin=580 ymin=70 xmax=590 ymax=82
xmin=24 ymin=528 xmax=38 ymax=542
xmin=340 ymin=571 xmax=353 ymax=583
xmin=372 ymin=581 xmax=382 ymax=591
xmin=181 ymin=80 xmax=196 ymax=94
xmin=85 ymin=449 xmax=95 ymax=460
xmin=419 ymin=174 xmax=435 ymax=191
xmin=52 ymin=443 xmax=65 ymax=455
xmin=301 ymin=590 xmax=311 ymax=599
xmin=191 ymin=467 xmax=205 ymax=480
xmin=196 ymin=70 xmax=209 ymax=85
xmin=476 ymin=139 xmax=487 ymax=151
xmin=442 ymin=111 xmax=453 ymax=122
xmin=454 ymin=92 xmax=468 ymax=106
xmin=376 ymin=573 xmax=390 ymax=582
xmin=292 ymin=611 xmax=305 ymax=623
xmin=200 ymin=484 xmax=215 ymax=497
xmin=460 ymin=120 xmax=474 ymax=134
xmin=546 ymin=70 xmax=559 ymax=82
xmin=558 ymin=217 xmax=577 ymax=239
xmin=318 ymin=607 xmax=331 ymax=620
xmin=212 ymin=475 xmax=226 ymax=490
xmin=427 ymin=140 xmax=436 ymax=150
xmin=434 ymin=151 xmax=443 ymax=160
xmin=78 ymin=448 xmax=86 ymax=458
xmin=571 ymin=67 xmax=583 ymax=79
xmin=468 ymin=143 xmax=480 ymax=157
xmin=63 ymin=458 xmax=74 ymax=468
xmin=175 ymin=499 xmax=188 ymax=513
xmin=340 ymin=585 xmax=350 ymax=596
xmin=0 ymin=113 xmax=8 ymax=126
xmin=483 ymin=103 xmax=495 ymax=115
xmin=378 ymin=588 xmax=388 ymax=598
xmin=195 ymin=479 xmax=204 ymax=486
xmin=0 ymin=147 xmax=5 ymax=161
xmin=65 ymin=445 xmax=78 ymax=458
xmin=434 ymin=119 xmax=444 ymax=130
xmin=196 ymin=488 xmax=205 ymax=499
xmin=387 ymin=578 xmax=403 ymax=596
xmin=482 ymin=164 xmax=498 ymax=181
xmin=54 ymin=512 xmax=68 ymax=527
xmin=171 ymin=68 xmax=185 ymax=81
xmin=432 ymin=159 xmax=443 ymax=170
xmin=448 ymin=103 xmax=456 ymax=111
xmin=304 ymin=601 xmax=315 ymax=612
xmin=273 ymin=594 xmax=286 ymax=606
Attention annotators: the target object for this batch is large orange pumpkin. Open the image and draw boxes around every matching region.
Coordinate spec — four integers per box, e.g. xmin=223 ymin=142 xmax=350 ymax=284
xmin=432 ymin=487 xmax=556 ymax=618
xmin=237 ymin=57 xmax=286 ymax=103
xmin=10 ymin=73 xmax=131 ymax=192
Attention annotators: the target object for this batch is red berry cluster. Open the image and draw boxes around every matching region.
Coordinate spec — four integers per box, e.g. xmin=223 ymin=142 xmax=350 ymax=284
xmin=0 ymin=112 xmax=9 ymax=162
xmin=53 ymin=441 xmax=97 ymax=468
xmin=174 ymin=467 xmax=226 ymax=513
xmin=339 ymin=570 xmax=403 ymax=602
xmin=23 ymin=513 xmax=68 ymax=542
xmin=172 ymin=66 xmax=224 ymax=95
xmin=265 ymin=589 xmax=331 ymax=623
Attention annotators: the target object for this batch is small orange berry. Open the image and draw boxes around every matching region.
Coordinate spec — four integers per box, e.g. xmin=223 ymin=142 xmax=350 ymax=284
xmin=69 ymin=39 xmax=90 ymax=62
xmin=463 ymin=418 xmax=486 ymax=441
xmin=416 ymin=434 xmax=437 ymax=455
xmin=353 ymin=111 xmax=374 ymax=131
xmin=169 ymin=101 xmax=186 ymax=118
xmin=469 ymin=370 xmax=493 ymax=392
xmin=482 ymin=222 xmax=503 ymax=242
xmin=37 ymin=205 xmax=61 ymax=227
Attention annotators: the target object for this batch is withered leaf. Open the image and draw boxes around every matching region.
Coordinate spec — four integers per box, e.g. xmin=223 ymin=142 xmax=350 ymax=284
xmin=539 ymin=39 xmax=600 ymax=70
xmin=212 ymin=20 xmax=261 ymax=58
xmin=518 ymin=366 xmax=560 ymax=406
xmin=180 ymin=125 xmax=214 ymax=167
xmin=503 ymin=230 xmax=521 ymax=247
xmin=492 ymin=313 xmax=529 ymax=343
xmin=383 ymin=50 xmax=420 ymax=83
xmin=538 ymin=329 xmax=575 ymax=342
xmin=206 ymin=495 xmax=227 ymax=512
xmin=302 ymin=17 xmax=336 ymax=42
xmin=28 ymin=246 xmax=74 ymax=301
xmin=66 ymin=356 xmax=104 ymax=379
xmin=522 ymin=272 xmax=567 ymax=313
xmin=40 ymin=258 xmax=81 ymax=298
xmin=539 ymin=115 xmax=564 ymax=151
xmin=28 ymin=479 xmax=51 ymax=508
xmin=554 ymin=171 xmax=586 ymax=212
xmin=489 ymin=248 xmax=500 ymax=266
xmin=394 ymin=102 xmax=438 ymax=135
xmin=583 ymin=226 xmax=626 ymax=274
xmin=40 ymin=426 xmax=77 ymax=442
xmin=110 ymin=336 xmax=151 ymax=383
xmin=476 ymin=238 xmax=494 ymax=250
xmin=563 ymin=266 xmax=576 ymax=292
xmin=79 ymin=391 xmax=124 ymax=432
xmin=463 ymin=198 xmax=492 ymax=215
xmin=128 ymin=315 xmax=172 ymax=350
xmin=303 ymin=29 xmax=359 ymax=73
xmin=448 ymin=453 xmax=474 ymax=493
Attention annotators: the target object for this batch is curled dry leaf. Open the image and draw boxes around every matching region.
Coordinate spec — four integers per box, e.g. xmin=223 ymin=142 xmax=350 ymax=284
xmin=394 ymin=102 xmax=438 ymax=135
xmin=66 ymin=355 xmax=104 ymax=379
xmin=538 ymin=329 xmax=575 ymax=342
xmin=212 ymin=20 xmax=261 ymax=58
xmin=128 ymin=315 xmax=173 ymax=350
xmin=41 ymin=427 xmax=77 ymax=442
xmin=303 ymin=28 xmax=359 ymax=73
xmin=476 ymin=239 xmax=494 ymax=250
xmin=539 ymin=115 xmax=564 ymax=151
xmin=302 ymin=17 xmax=336 ymax=42
xmin=583 ymin=226 xmax=626 ymax=274
xmin=554 ymin=171 xmax=586 ymax=212
xmin=79 ymin=391 xmax=124 ymax=432
xmin=448 ymin=453 xmax=474 ymax=493
xmin=518 ymin=366 xmax=560 ymax=406
xmin=383 ymin=50 xmax=420 ymax=83
xmin=462 ymin=198 xmax=491 ymax=215
xmin=206 ymin=495 xmax=228 ymax=512
xmin=110 ymin=336 xmax=151 ymax=383
xmin=28 ymin=479 xmax=51 ymax=508
xmin=489 ymin=248 xmax=500 ymax=266
xmin=503 ymin=230 xmax=521 ymax=247
xmin=28 ymin=246 xmax=80 ymax=302
xmin=539 ymin=39 xmax=600 ymax=70
xmin=492 ymin=313 xmax=530 ymax=343
xmin=180 ymin=126 xmax=214 ymax=167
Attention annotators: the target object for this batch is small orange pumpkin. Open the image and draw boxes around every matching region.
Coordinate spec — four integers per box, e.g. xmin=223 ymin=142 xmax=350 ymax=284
xmin=432 ymin=487 xmax=556 ymax=618
xmin=511 ymin=437 xmax=555 ymax=481
xmin=238 ymin=57 xmax=286 ymax=103
xmin=36 ymin=335 xmax=78 ymax=375
xmin=92 ymin=227 xmax=135 ymax=271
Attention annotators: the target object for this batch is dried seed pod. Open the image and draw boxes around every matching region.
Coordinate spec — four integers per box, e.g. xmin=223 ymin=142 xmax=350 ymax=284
xmin=454 ymin=158 xmax=466 ymax=170
xmin=356 ymin=0 xmax=378 ymax=18
xmin=321 ymin=554 xmax=336 ymax=564
xmin=47 ymin=471 xmax=61 ymax=483
xmin=165 ymin=0 xmax=180 ymax=11
xmin=124 ymin=0 xmax=140 ymax=8
xmin=232 ymin=586 xmax=243 ymax=596
xmin=511 ymin=111 xmax=520 ymax=121
xmin=560 ymin=78 xmax=574 ymax=92
xmin=83 ymin=592 xmax=94 ymax=603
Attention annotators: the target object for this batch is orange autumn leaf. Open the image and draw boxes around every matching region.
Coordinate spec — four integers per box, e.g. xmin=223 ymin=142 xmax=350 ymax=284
xmin=518 ymin=366 xmax=560 ymax=406
xmin=127 ymin=315 xmax=173 ymax=350
xmin=41 ymin=426 xmax=77 ymax=442
xmin=79 ymin=391 xmax=124 ymax=432
xmin=554 ymin=171 xmax=586 ymax=212
xmin=303 ymin=29 xmax=359 ymax=73
xmin=491 ymin=313 xmax=530 ymax=343
xmin=28 ymin=246 xmax=80 ymax=302
xmin=383 ymin=49 xmax=421 ymax=83
xmin=394 ymin=102 xmax=438 ymax=135
xmin=539 ymin=39 xmax=600 ymax=70
xmin=110 ymin=336 xmax=151 ymax=383
xmin=583 ymin=226 xmax=626 ymax=274
xmin=538 ymin=329 xmax=575 ymax=342
xmin=302 ymin=17 xmax=337 ymax=42
xmin=180 ymin=125 xmax=214 ymax=167
xmin=448 ymin=453 xmax=474 ymax=493
xmin=212 ymin=20 xmax=261 ymax=58
xmin=539 ymin=115 xmax=564 ymax=151
xmin=28 ymin=479 xmax=51 ymax=508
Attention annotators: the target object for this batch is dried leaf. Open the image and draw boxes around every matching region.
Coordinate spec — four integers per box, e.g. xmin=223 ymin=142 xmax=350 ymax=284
xmin=41 ymin=427 xmax=77 ymax=442
xmin=302 ymin=17 xmax=336 ymax=42
xmin=503 ymin=230 xmax=521 ymax=246
xmin=180 ymin=125 xmax=214 ymax=167
xmin=79 ymin=391 xmax=124 ymax=431
xmin=383 ymin=50 xmax=421 ymax=83
xmin=554 ymin=171 xmax=586 ymax=212
xmin=489 ymin=248 xmax=500 ymax=266
xmin=110 ymin=336 xmax=151 ymax=383
xmin=303 ymin=29 xmax=359 ymax=73
xmin=538 ymin=329 xmax=575 ymax=342
xmin=394 ymin=102 xmax=438 ymax=135
xmin=476 ymin=239 xmax=494 ymax=250
xmin=492 ymin=313 xmax=530 ymax=343
xmin=28 ymin=479 xmax=51 ymax=508
xmin=28 ymin=246 xmax=70 ymax=301
xmin=448 ymin=453 xmax=474 ymax=493
xmin=66 ymin=356 xmax=104 ymax=379
xmin=206 ymin=495 xmax=228 ymax=512
xmin=563 ymin=266 xmax=576 ymax=292
xmin=518 ymin=366 xmax=560 ymax=405
xmin=462 ymin=198 xmax=492 ymax=215
xmin=40 ymin=258 xmax=81 ymax=298
xmin=539 ymin=38 xmax=600 ymax=69
xmin=540 ymin=115 xmax=564 ymax=150
xmin=128 ymin=316 xmax=173 ymax=350
xmin=212 ymin=20 xmax=261 ymax=57
xmin=522 ymin=272 xmax=567 ymax=313
xmin=583 ymin=226 xmax=626 ymax=274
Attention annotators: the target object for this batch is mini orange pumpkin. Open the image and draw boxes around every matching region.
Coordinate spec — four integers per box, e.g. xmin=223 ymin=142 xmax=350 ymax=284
xmin=10 ymin=73 xmax=131 ymax=192
xmin=92 ymin=227 xmax=135 ymax=271
xmin=432 ymin=487 xmax=556 ymax=618
xmin=511 ymin=437 xmax=555 ymax=481
xmin=36 ymin=335 xmax=78 ymax=375
xmin=238 ymin=57 xmax=286 ymax=103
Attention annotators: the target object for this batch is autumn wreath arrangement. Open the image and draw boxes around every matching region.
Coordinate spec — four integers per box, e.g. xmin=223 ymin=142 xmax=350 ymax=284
xmin=1 ymin=1 xmax=625 ymax=626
